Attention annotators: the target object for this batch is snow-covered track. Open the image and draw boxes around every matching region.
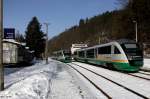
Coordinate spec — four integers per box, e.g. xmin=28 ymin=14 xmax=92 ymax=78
xmin=139 ymin=71 xmax=150 ymax=76
xmin=67 ymin=63 xmax=112 ymax=99
xmin=77 ymin=62 xmax=150 ymax=81
xmin=127 ymin=73 xmax=150 ymax=81
xmin=69 ymin=62 xmax=150 ymax=99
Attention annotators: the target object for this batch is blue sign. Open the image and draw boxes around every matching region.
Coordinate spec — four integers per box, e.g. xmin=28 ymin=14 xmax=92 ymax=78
xmin=4 ymin=28 xmax=15 ymax=39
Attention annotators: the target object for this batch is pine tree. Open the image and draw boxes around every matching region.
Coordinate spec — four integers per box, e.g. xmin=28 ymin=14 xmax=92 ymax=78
xmin=25 ymin=16 xmax=45 ymax=58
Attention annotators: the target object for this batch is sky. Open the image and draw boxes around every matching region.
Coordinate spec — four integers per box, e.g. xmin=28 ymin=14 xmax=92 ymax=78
xmin=4 ymin=0 xmax=119 ymax=39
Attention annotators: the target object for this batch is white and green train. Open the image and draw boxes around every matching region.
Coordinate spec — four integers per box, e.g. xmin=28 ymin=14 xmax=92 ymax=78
xmin=52 ymin=50 xmax=72 ymax=63
xmin=74 ymin=40 xmax=143 ymax=72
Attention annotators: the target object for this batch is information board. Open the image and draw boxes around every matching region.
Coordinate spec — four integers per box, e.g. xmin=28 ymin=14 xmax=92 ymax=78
xmin=4 ymin=28 xmax=15 ymax=39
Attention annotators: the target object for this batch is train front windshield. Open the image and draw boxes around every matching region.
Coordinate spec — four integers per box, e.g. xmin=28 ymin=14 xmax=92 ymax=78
xmin=64 ymin=51 xmax=71 ymax=56
xmin=121 ymin=43 xmax=143 ymax=60
xmin=63 ymin=51 xmax=71 ymax=59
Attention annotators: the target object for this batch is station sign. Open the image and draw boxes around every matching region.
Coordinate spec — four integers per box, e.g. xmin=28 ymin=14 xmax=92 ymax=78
xmin=72 ymin=44 xmax=88 ymax=48
xmin=4 ymin=28 xmax=15 ymax=39
xmin=71 ymin=44 xmax=88 ymax=54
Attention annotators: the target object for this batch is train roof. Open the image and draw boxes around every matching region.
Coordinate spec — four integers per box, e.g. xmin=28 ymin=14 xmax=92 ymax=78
xmin=115 ymin=39 xmax=136 ymax=44
xmin=76 ymin=39 xmax=136 ymax=52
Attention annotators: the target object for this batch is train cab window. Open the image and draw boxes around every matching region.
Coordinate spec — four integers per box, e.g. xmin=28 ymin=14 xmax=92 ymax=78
xmin=86 ymin=49 xmax=95 ymax=58
xmin=114 ymin=46 xmax=121 ymax=54
xmin=74 ymin=51 xmax=77 ymax=55
xmin=98 ymin=46 xmax=111 ymax=54
xmin=121 ymin=43 xmax=143 ymax=56
xmin=79 ymin=51 xmax=85 ymax=57
xmin=63 ymin=51 xmax=71 ymax=56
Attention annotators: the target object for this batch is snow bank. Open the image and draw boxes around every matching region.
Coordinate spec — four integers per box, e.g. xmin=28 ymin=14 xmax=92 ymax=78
xmin=0 ymin=73 xmax=50 ymax=99
xmin=144 ymin=58 xmax=150 ymax=67
xmin=0 ymin=59 xmax=86 ymax=99
xmin=141 ymin=58 xmax=150 ymax=71
xmin=0 ymin=60 xmax=54 ymax=99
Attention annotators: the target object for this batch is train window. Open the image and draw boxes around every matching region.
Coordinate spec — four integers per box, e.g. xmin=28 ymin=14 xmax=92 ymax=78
xmin=63 ymin=51 xmax=71 ymax=56
xmin=114 ymin=46 xmax=121 ymax=54
xmin=121 ymin=43 xmax=143 ymax=56
xmin=86 ymin=49 xmax=95 ymax=58
xmin=98 ymin=46 xmax=111 ymax=54
xmin=79 ymin=51 xmax=85 ymax=57
xmin=74 ymin=51 xmax=77 ymax=55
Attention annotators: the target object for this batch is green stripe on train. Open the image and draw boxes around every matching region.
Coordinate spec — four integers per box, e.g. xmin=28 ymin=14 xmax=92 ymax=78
xmin=112 ymin=62 xmax=141 ymax=72
xmin=58 ymin=59 xmax=72 ymax=63
xmin=76 ymin=57 xmax=142 ymax=72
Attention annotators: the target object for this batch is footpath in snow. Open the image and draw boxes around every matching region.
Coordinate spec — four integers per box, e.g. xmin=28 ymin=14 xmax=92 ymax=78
xmin=0 ymin=59 xmax=90 ymax=99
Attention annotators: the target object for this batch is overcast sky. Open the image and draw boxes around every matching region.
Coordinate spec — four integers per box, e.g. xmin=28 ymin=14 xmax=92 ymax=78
xmin=4 ymin=0 xmax=118 ymax=38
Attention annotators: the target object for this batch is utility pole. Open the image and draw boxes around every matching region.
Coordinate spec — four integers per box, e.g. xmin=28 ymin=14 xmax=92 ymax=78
xmin=0 ymin=0 xmax=4 ymax=90
xmin=44 ymin=23 xmax=49 ymax=64
xmin=98 ymin=32 xmax=102 ymax=44
xmin=133 ymin=20 xmax=138 ymax=42
xmin=97 ymin=32 xmax=100 ymax=44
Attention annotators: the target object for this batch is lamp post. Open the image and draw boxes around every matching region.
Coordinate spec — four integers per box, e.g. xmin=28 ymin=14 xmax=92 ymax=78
xmin=0 ymin=0 xmax=4 ymax=90
xmin=44 ymin=23 xmax=50 ymax=64
xmin=133 ymin=20 xmax=138 ymax=42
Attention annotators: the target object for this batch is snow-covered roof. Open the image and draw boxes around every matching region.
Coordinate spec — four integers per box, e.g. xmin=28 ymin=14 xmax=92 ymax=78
xmin=3 ymin=39 xmax=21 ymax=45
xmin=3 ymin=39 xmax=27 ymax=46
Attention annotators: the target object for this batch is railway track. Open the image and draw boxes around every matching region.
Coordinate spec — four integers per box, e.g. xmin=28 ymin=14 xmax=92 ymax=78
xmin=67 ymin=64 xmax=112 ymax=99
xmin=128 ymin=72 xmax=150 ymax=81
xmin=68 ymin=62 xmax=150 ymax=99
xmin=76 ymin=62 xmax=150 ymax=81
xmin=139 ymin=71 xmax=150 ymax=76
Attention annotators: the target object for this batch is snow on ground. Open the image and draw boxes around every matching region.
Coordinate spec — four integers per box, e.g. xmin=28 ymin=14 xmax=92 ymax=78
xmin=48 ymin=61 xmax=85 ymax=99
xmin=4 ymin=67 xmax=22 ymax=76
xmin=0 ymin=59 xmax=88 ymax=99
xmin=73 ymin=62 xmax=150 ymax=98
xmin=66 ymin=63 xmax=102 ymax=99
xmin=0 ymin=58 xmax=149 ymax=99
xmin=144 ymin=58 xmax=150 ymax=68
xmin=141 ymin=58 xmax=150 ymax=71
xmin=70 ymin=63 xmax=144 ymax=99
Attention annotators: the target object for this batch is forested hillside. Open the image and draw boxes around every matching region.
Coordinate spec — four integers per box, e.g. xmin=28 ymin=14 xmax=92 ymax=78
xmin=48 ymin=0 xmax=150 ymax=54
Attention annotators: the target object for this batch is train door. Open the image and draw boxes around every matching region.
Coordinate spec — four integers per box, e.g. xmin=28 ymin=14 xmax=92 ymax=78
xmin=84 ymin=50 xmax=87 ymax=58
xmin=111 ymin=45 xmax=122 ymax=61
xmin=95 ymin=48 xmax=98 ymax=59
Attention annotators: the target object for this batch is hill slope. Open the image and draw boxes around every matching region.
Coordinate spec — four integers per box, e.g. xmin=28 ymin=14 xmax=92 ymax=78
xmin=48 ymin=0 xmax=150 ymax=54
